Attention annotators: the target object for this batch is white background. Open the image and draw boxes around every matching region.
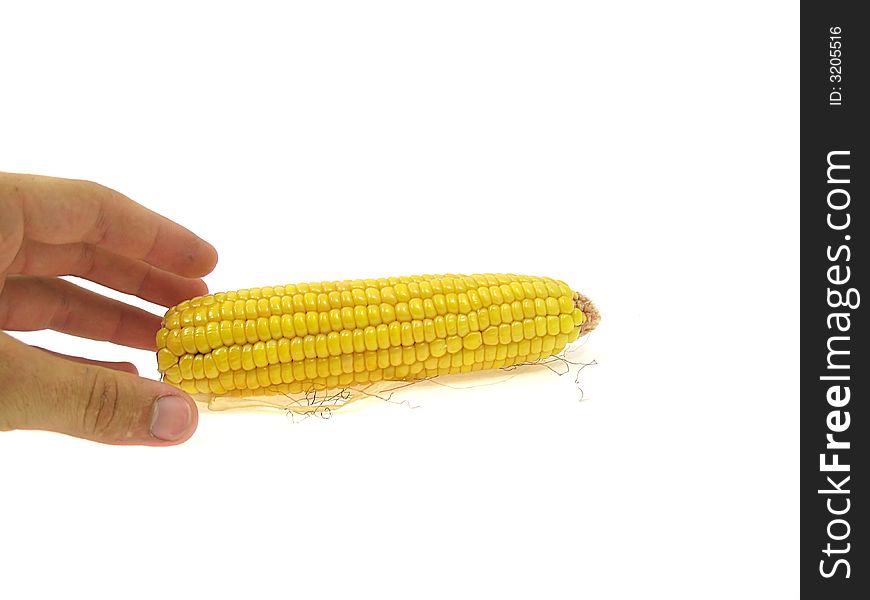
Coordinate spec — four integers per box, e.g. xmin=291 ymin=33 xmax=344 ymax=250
xmin=1 ymin=1 xmax=798 ymax=598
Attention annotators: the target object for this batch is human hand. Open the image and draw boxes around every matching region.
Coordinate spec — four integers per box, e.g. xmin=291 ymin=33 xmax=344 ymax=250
xmin=0 ymin=173 xmax=217 ymax=445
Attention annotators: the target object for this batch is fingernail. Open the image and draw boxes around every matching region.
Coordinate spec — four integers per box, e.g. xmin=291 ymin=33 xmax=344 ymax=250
xmin=150 ymin=396 xmax=192 ymax=441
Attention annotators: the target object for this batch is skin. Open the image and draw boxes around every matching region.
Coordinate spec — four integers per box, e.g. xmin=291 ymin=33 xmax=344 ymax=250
xmin=0 ymin=173 xmax=218 ymax=445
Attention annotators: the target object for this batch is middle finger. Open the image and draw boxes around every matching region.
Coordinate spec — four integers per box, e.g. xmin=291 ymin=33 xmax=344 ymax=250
xmin=0 ymin=276 xmax=162 ymax=350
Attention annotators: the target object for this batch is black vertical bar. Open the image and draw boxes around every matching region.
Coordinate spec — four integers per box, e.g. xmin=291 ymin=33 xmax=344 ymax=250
xmin=801 ymin=2 xmax=867 ymax=596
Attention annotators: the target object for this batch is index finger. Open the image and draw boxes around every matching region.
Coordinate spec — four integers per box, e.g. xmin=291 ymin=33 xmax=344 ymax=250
xmin=1 ymin=172 xmax=218 ymax=278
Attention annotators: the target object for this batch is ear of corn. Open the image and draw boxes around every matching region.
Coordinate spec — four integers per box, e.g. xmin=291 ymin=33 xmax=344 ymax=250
xmin=155 ymin=273 xmax=599 ymax=397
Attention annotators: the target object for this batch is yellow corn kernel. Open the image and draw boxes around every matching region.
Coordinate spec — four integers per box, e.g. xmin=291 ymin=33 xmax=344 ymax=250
xmin=408 ymin=298 xmax=425 ymax=320
xmin=180 ymin=327 xmax=196 ymax=354
xmin=411 ymin=320 xmax=425 ymax=344
xmin=466 ymin=311 xmax=479 ymax=332
xmin=560 ymin=313 xmax=575 ymax=334
xmin=444 ymin=313 xmax=457 ymax=336
xmin=302 ymin=335 xmax=317 ymax=359
xmin=227 ymin=345 xmax=242 ymax=371
xmin=165 ymin=312 xmax=181 ymax=330
xmin=376 ymin=324 xmax=391 ymax=349
xmin=157 ymin=349 xmax=177 ymax=371
xmin=192 ymin=355 xmax=205 ymax=379
xmin=541 ymin=335 xmax=556 ymax=354
xmin=166 ymin=329 xmax=184 ymax=356
xmin=422 ymin=319 xmax=436 ymax=342
xmin=400 ymin=322 xmax=414 ymax=347
xmin=353 ymin=305 xmax=369 ymax=329
xmin=517 ymin=338 xmax=531 ymax=357
xmin=395 ymin=283 xmax=411 ymax=302
xmin=363 ymin=327 xmax=378 ymax=352
xmin=483 ymin=345 xmax=497 ymax=362
xmin=213 ymin=347 xmax=230 ymax=372
xmin=269 ymin=364 xmax=282 ymax=386
xmin=281 ymin=363 xmax=295 ymax=384
xmin=339 ymin=329 xmax=354 ymax=354
xmin=422 ymin=299 xmax=437 ymax=319
xmin=430 ymin=339 xmax=447 ymax=357
xmin=523 ymin=318 xmax=536 ymax=340
xmin=265 ymin=339 xmax=280 ymax=364
xmin=156 ymin=328 xmax=168 ymax=349
xmin=477 ymin=308 xmax=490 ymax=330
xmin=304 ymin=358 xmax=317 ymax=379
xmin=292 ymin=361 xmax=305 ymax=381
xmin=218 ymin=321 xmax=233 ymax=347
xmin=380 ymin=303 xmax=396 ymax=323
xmin=243 ymin=320 xmax=258 ymax=344
xmin=315 ymin=334 xmax=329 ymax=358
xmin=498 ymin=323 xmax=512 ymax=344
xmin=500 ymin=303 xmax=513 ymax=325
xmin=352 ymin=328 xmax=366 ymax=353
xmin=203 ymin=354 xmax=219 ymax=379
xmin=192 ymin=307 xmax=207 ymax=326
xmin=341 ymin=306 xmax=356 ymax=331
xmin=463 ymin=331 xmax=482 ymax=350
xmin=305 ymin=311 xmax=320 ymax=335
xmin=381 ymin=286 xmax=397 ymax=305
xmin=316 ymin=357 xmax=330 ymax=378
xmin=230 ymin=320 xmax=244 ymax=345
xmin=433 ymin=316 xmax=447 ymax=338
xmin=252 ymin=342 xmax=268 ymax=368
xmin=547 ymin=315 xmax=561 ymax=336
xmin=433 ymin=294 xmax=447 ymax=315
xmin=256 ymin=366 xmax=270 ymax=387
xmin=290 ymin=337 xmax=305 ymax=361
xmin=240 ymin=344 xmax=255 ymax=370
xmin=546 ymin=297 xmax=560 ymax=316
xmin=456 ymin=314 xmax=469 ymax=337
xmin=164 ymin=365 xmax=182 ymax=384
xmin=528 ymin=315 xmax=545 ymax=337
xmin=327 ymin=331 xmax=342 ymax=356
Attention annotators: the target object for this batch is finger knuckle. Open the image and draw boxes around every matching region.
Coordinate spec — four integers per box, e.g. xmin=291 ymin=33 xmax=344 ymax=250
xmin=77 ymin=243 xmax=97 ymax=276
xmin=81 ymin=371 xmax=126 ymax=438
xmin=73 ymin=179 xmax=117 ymax=245
xmin=47 ymin=281 xmax=74 ymax=332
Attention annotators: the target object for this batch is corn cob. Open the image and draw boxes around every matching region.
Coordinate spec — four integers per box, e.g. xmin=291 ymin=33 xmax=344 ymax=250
xmin=155 ymin=273 xmax=599 ymax=397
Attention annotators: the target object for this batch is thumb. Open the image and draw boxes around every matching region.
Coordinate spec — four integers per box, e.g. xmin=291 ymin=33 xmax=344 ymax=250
xmin=0 ymin=333 xmax=197 ymax=446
